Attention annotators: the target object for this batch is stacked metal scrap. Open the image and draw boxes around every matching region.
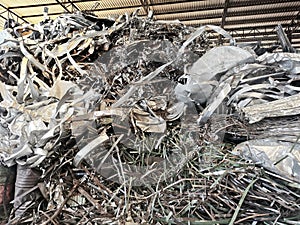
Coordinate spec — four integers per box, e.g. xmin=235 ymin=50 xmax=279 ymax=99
xmin=0 ymin=9 xmax=299 ymax=225
xmin=200 ymin=49 xmax=300 ymax=183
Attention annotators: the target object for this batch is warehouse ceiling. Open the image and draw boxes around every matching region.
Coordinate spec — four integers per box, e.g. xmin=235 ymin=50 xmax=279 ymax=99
xmin=0 ymin=0 xmax=300 ymax=49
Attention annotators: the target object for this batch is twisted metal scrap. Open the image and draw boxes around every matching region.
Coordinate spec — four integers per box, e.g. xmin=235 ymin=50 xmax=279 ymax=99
xmin=200 ymin=49 xmax=300 ymax=183
xmin=0 ymin=9 xmax=299 ymax=225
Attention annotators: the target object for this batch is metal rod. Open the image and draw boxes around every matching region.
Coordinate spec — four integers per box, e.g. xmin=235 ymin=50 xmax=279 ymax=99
xmin=22 ymin=11 xmax=66 ymax=18
xmin=6 ymin=0 xmax=299 ymax=11
xmin=210 ymin=33 xmax=300 ymax=42
xmin=0 ymin=13 xmax=8 ymax=22
xmin=20 ymin=0 xmax=299 ymax=21
xmin=0 ymin=3 xmax=28 ymax=23
xmin=153 ymin=3 xmax=299 ymax=18
xmin=67 ymin=0 xmax=80 ymax=11
xmin=139 ymin=0 xmax=149 ymax=14
xmin=179 ymin=15 xmax=294 ymax=25
xmin=55 ymin=0 xmax=71 ymax=13
xmin=221 ymin=0 xmax=230 ymax=28
xmin=225 ymin=24 xmax=292 ymax=32
xmin=286 ymin=9 xmax=300 ymax=41
xmin=7 ymin=0 xmax=99 ymax=9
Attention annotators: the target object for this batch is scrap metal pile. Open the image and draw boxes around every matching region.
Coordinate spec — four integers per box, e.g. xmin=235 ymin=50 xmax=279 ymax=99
xmin=0 ymin=9 xmax=299 ymax=224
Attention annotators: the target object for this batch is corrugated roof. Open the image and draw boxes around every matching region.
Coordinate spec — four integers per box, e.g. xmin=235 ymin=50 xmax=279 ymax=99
xmin=0 ymin=0 xmax=299 ymax=49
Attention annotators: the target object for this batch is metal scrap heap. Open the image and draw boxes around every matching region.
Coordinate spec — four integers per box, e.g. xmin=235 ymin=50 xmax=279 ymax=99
xmin=0 ymin=10 xmax=299 ymax=225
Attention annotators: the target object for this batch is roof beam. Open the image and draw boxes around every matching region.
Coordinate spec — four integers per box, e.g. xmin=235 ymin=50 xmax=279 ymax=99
xmin=154 ymin=0 xmax=298 ymax=16
xmin=139 ymin=0 xmax=150 ymax=14
xmin=230 ymin=31 xmax=277 ymax=38
xmin=153 ymin=4 xmax=299 ymax=18
xmin=286 ymin=9 xmax=300 ymax=40
xmin=228 ymin=28 xmax=300 ymax=36
xmin=18 ymin=0 xmax=300 ymax=19
xmin=9 ymin=2 xmax=58 ymax=9
xmin=183 ymin=22 xmax=295 ymax=33
xmin=8 ymin=0 xmax=99 ymax=9
xmin=221 ymin=0 xmax=229 ymax=28
xmin=229 ymin=0 xmax=298 ymax=8
xmin=8 ymin=0 xmax=193 ymax=10
xmin=22 ymin=12 xmax=63 ymax=18
xmin=234 ymin=40 xmax=300 ymax=45
xmin=209 ymin=32 xmax=300 ymax=39
xmin=228 ymin=5 xmax=300 ymax=17
xmin=66 ymin=0 xmax=80 ymax=12
xmin=291 ymin=41 xmax=300 ymax=45
xmin=0 ymin=13 xmax=8 ymax=22
xmin=225 ymin=24 xmax=294 ymax=32
xmin=215 ymin=34 xmax=300 ymax=42
xmin=0 ymin=3 xmax=28 ymax=23
xmin=55 ymin=0 xmax=71 ymax=13
xmin=226 ymin=15 xmax=295 ymax=26
xmin=156 ymin=10 xmax=297 ymax=23
xmin=179 ymin=15 xmax=294 ymax=25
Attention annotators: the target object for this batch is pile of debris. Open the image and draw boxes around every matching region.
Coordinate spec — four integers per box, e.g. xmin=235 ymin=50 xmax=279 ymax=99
xmin=0 ymin=9 xmax=299 ymax=225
